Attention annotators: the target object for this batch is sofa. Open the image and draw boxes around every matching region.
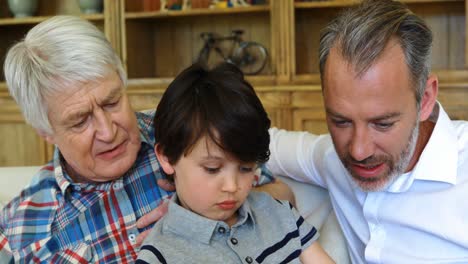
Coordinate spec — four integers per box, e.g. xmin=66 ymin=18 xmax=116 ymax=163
xmin=0 ymin=166 xmax=350 ymax=263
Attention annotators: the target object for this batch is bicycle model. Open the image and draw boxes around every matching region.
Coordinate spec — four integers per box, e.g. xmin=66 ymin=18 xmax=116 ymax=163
xmin=197 ymin=29 xmax=268 ymax=75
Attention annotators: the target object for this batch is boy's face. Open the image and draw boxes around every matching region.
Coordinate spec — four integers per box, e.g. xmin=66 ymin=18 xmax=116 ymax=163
xmin=156 ymin=136 xmax=256 ymax=226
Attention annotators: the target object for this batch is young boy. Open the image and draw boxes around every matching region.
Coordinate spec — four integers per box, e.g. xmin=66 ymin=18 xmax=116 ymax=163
xmin=136 ymin=63 xmax=334 ymax=263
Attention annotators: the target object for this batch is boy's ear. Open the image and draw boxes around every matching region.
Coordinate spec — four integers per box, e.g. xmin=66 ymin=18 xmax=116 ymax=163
xmin=155 ymin=144 xmax=175 ymax=175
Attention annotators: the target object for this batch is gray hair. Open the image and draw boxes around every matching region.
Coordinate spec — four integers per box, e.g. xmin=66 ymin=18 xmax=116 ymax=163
xmin=4 ymin=15 xmax=127 ymax=134
xmin=319 ymin=0 xmax=433 ymax=107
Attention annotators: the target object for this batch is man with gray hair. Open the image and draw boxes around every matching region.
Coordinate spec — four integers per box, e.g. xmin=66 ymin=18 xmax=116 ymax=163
xmin=0 ymin=15 xmax=287 ymax=263
xmin=267 ymin=0 xmax=468 ymax=263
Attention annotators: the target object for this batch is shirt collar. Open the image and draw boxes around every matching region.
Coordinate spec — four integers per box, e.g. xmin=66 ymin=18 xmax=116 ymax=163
xmin=163 ymin=194 xmax=255 ymax=245
xmin=412 ymin=103 xmax=458 ymax=184
xmin=387 ymin=102 xmax=458 ymax=192
xmin=136 ymin=110 xmax=155 ymax=146
xmin=53 ymin=151 xmax=121 ymax=195
xmin=53 ymin=150 xmax=73 ymax=195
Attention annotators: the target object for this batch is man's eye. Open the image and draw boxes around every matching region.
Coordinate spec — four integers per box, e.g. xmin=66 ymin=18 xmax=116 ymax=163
xmin=332 ymin=119 xmax=351 ymax=127
xmin=375 ymin=122 xmax=394 ymax=130
xmin=204 ymin=167 xmax=220 ymax=174
xmin=73 ymin=119 xmax=87 ymax=128
xmin=105 ymin=100 xmax=119 ymax=108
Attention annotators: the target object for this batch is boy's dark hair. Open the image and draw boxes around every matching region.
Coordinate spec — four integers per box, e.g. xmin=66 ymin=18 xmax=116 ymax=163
xmin=154 ymin=62 xmax=271 ymax=165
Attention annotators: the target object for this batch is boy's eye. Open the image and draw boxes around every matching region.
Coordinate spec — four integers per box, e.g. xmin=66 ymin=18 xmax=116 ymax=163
xmin=239 ymin=164 xmax=256 ymax=173
xmin=204 ymin=167 xmax=220 ymax=174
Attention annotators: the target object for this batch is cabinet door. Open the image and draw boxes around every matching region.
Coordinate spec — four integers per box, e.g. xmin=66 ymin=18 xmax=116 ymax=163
xmin=292 ymin=0 xmax=467 ymax=84
xmin=291 ymin=89 xmax=328 ymax=134
xmin=438 ymin=83 xmax=468 ymax=121
xmin=0 ymin=93 xmax=50 ymax=166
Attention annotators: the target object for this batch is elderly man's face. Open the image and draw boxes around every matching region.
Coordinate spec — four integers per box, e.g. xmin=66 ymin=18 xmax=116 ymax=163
xmin=44 ymin=71 xmax=141 ymax=183
xmin=322 ymin=40 xmax=423 ymax=192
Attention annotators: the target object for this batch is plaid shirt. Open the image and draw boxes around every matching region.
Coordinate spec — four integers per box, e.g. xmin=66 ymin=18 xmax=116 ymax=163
xmin=0 ymin=110 xmax=273 ymax=263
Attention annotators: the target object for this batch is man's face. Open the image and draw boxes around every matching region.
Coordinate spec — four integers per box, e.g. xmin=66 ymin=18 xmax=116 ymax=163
xmin=44 ymin=71 xmax=141 ymax=183
xmin=156 ymin=136 xmax=255 ymax=227
xmin=322 ymin=40 xmax=421 ymax=192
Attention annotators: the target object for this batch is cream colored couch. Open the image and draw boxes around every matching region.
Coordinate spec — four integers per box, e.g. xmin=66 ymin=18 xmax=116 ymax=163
xmin=0 ymin=166 xmax=350 ymax=263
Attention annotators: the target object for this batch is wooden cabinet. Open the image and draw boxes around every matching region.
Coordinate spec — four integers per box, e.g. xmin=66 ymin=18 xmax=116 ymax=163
xmin=293 ymin=0 xmax=467 ymax=81
xmin=1 ymin=0 xmax=467 ymax=166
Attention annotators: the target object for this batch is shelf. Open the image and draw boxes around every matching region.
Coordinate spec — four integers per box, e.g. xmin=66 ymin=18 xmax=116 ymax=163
xmin=292 ymin=74 xmax=322 ymax=85
xmin=126 ymin=75 xmax=276 ymax=91
xmin=125 ymin=5 xmax=269 ymax=19
xmin=0 ymin=14 xmax=104 ymax=26
xmin=434 ymin=69 xmax=468 ymax=83
xmin=291 ymin=69 xmax=468 ymax=86
xmin=294 ymin=0 xmax=464 ymax=9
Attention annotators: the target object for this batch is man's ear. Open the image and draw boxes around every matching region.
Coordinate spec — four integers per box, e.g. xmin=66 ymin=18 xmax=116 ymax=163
xmin=419 ymin=74 xmax=438 ymax=121
xmin=155 ymin=144 xmax=175 ymax=175
xmin=36 ymin=129 xmax=55 ymax=145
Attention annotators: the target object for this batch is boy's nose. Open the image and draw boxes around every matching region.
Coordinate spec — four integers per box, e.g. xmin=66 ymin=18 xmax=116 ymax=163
xmin=222 ymin=173 xmax=238 ymax=193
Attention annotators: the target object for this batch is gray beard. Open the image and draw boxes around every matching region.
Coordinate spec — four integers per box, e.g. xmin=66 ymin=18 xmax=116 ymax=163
xmin=383 ymin=120 xmax=420 ymax=190
xmin=340 ymin=118 xmax=421 ymax=192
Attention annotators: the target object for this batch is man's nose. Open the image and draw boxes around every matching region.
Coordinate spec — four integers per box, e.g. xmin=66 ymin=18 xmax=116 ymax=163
xmin=349 ymin=126 xmax=375 ymax=162
xmin=94 ymin=110 xmax=116 ymax=142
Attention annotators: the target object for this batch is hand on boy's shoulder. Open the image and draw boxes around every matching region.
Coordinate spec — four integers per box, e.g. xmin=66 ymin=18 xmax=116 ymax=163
xmin=134 ymin=179 xmax=175 ymax=246
xmin=157 ymin=178 xmax=176 ymax=192
xmin=253 ymin=178 xmax=297 ymax=207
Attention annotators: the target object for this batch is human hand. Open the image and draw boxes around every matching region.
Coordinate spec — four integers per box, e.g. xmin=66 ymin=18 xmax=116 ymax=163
xmin=135 ymin=179 xmax=175 ymax=246
xmin=136 ymin=200 xmax=169 ymax=247
xmin=157 ymin=178 xmax=176 ymax=192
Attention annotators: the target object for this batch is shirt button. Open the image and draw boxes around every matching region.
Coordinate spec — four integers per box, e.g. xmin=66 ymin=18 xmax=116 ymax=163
xmin=128 ymin=233 xmax=136 ymax=243
xmin=113 ymin=183 xmax=120 ymax=189
xmin=218 ymin=227 xmax=226 ymax=234
xmin=245 ymin=256 xmax=253 ymax=263
xmin=230 ymin=238 xmax=238 ymax=245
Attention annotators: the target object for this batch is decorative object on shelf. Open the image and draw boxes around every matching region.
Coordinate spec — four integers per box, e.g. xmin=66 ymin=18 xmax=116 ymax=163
xmin=209 ymin=0 xmax=251 ymax=9
xmin=77 ymin=0 xmax=103 ymax=14
xmin=7 ymin=0 xmax=38 ymax=18
xmin=229 ymin=0 xmax=250 ymax=7
xmin=250 ymin=0 xmax=266 ymax=4
xmin=160 ymin=0 xmax=190 ymax=11
xmin=197 ymin=29 xmax=268 ymax=75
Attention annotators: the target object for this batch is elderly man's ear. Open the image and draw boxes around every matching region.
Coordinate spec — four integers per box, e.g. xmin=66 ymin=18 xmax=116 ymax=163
xmin=36 ymin=129 xmax=56 ymax=145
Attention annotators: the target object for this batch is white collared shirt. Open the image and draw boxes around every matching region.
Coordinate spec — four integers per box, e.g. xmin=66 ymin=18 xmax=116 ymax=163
xmin=267 ymin=103 xmax=468 ymax=263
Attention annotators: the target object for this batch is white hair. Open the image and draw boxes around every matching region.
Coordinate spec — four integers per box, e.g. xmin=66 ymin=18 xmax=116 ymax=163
xmin=4 ymin=15 xmax=127 ymax=134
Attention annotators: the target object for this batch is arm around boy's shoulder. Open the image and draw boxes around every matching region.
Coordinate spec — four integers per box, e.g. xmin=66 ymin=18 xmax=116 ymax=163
xmin=247 ymin=192 xmax=319 ymax=255
xmin=249 ymin=192 xmax=335 ymax=263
